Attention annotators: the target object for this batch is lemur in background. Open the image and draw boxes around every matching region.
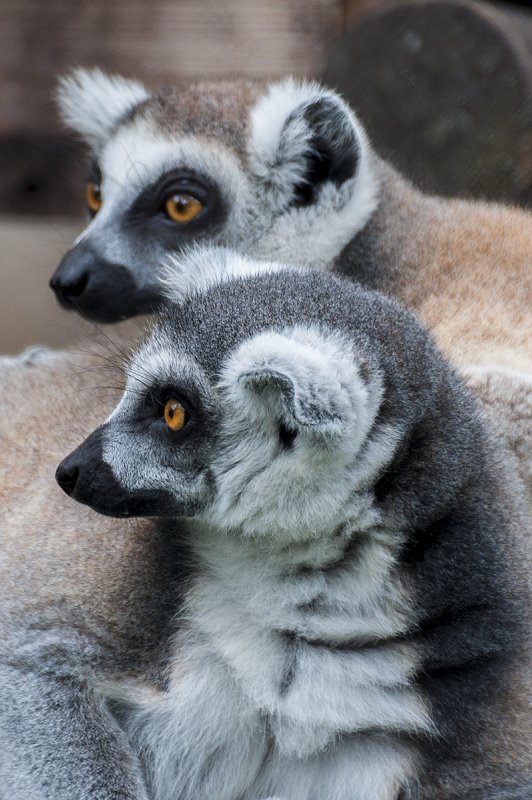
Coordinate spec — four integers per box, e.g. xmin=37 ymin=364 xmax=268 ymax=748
xmin=0 ymin=72 xmax=529 ymax=797
xmin=55 ymin=249 xmax=530 ymax=800
xmin=48 ymin=70 xmax=531 ymax=494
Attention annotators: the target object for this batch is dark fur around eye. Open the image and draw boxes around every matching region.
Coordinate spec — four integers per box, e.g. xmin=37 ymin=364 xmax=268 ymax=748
xmin=124 ymin=170 xmax=227 ymax=241
xmin=130 ymin=171 xmax=212 ymax=218
xmin=143 ymin=386 xmax=194 ymax=419
xmin=87 ymin=160 xmax=102 ymax=185
xmin=279 ymin=423 xmax=298 ymax=449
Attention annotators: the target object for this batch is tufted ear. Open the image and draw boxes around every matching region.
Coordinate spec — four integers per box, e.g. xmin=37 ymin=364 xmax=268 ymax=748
xmin=225 ymin=329 xmax=378 ymax=448
xmin=240 ymin=366 xmax=343 ymax=436
xmin=161 ymin=246 xmax=293 ymax=301
xmin=248 ymin=79 xmax=364 ymax=207
xmin=56 ymin=68 xmax=149 ymax=147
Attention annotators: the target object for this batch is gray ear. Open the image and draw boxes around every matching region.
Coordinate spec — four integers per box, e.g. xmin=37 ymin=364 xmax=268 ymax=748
xmin=248 ymin=80 xmax=361 ymax=206
xmin=56 ymin=68 xmax=149 ymax=146
xmin=240 ymin=368 xmax=342 ymax=434
xmin=224 ymin=330 xmax=375 ymax=446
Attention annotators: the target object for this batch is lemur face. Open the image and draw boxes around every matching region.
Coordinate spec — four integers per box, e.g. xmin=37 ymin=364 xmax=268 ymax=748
xmin=50 ymin=70 xmax=377 ymax=322
xmin=56 ymin=252 xmax=389 ymax=540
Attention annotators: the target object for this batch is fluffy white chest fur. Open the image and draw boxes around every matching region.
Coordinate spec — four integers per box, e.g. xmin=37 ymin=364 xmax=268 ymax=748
xmin=109 ymin=506 xmax=429 ymax=800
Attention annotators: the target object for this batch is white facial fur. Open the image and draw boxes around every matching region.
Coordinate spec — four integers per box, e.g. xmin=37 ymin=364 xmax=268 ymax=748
xmin=99 ymin=319 xmax=391 ymax=531
xmin=100 ymin=345 xmax=212 ymax=510
xmin=160 ymin=246 xmax=295 ymax=299
xmin=72 ymin=117 xmax=252 ymax=267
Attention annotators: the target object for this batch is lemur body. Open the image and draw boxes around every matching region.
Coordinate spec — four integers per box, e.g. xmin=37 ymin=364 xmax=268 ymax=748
xmin=339 ymin=156 xmax=531 ymax=374
xmin=55 ymin=256 xmax=531 ymax=800
xmin=0 ymin=73 xmax=530 ymax=796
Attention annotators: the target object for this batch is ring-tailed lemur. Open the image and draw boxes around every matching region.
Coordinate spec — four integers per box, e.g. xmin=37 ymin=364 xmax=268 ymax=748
xmin=49 ymin=69 xmax=531 ymax=491
xmin=0 ymin=73 xmax=530 ymax=796
xmin=54 ymin=248 xmax=531 ymax=800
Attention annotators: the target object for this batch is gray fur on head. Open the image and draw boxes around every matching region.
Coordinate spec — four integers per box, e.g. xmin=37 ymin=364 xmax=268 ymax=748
xmin=50 ymin=67 xmax=532 ymax=526
xmin=56 ymin=248 xmax=531 ymax=800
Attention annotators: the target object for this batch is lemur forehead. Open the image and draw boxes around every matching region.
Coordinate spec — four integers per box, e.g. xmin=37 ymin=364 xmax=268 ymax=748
xmin=149 ymin=266 xmax=392 ymax=387
xmin=126 ymin=334 xmax=204 ymax=394
xmin=97 ymin=115 xmax=246 ymax=206
xmin=131 ymin=321 xmax=360 ymax=413
xmin=130 ymin=80 xmax=266 ymax=160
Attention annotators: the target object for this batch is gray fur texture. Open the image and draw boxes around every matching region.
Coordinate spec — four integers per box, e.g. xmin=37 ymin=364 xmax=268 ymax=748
xmin=54 ymin=257 xmax=531 ymax=800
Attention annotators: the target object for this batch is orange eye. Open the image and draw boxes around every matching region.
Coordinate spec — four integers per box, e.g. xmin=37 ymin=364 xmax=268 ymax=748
xmin=164 ymin=194 xmax=203 ymax=223
xmin=86 ymin=182 xmax=102 ymax=214
xmin=164 ymin=398 xmax=187 ymax=431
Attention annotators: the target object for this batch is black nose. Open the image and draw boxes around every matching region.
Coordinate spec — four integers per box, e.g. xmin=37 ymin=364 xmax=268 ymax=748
xmin=50 ymin=245 xmax=95 ymax=308
xmin=50 ymin=269 xmax=89 ymax=302
xmin=55 ymin=461 xmax=80 ymax=497
xmin=49 ymin=242 xmax=160 ymax=323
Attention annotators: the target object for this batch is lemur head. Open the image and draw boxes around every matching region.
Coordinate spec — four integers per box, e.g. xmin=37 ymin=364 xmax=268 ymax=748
xmin=50 ymin=69 xmax=377 ymax=323
xmin=56 ymin=248 xmax=463 ymax=543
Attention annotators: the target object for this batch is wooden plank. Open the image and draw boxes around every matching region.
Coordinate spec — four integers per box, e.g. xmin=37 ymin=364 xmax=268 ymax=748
xmin=0 ymin=0 xmax=343 ymax=137
xmin=324 ymin=0 xmax=532 ymax=207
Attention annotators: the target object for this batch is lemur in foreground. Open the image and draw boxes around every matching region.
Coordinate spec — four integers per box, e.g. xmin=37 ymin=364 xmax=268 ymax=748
xmin=1 ymin=249 xmax=530 ymax=800
xmin=53 ymin=249 xmax=529 ymax=800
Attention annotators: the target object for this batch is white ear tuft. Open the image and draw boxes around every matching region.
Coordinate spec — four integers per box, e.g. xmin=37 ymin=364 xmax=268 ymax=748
xmin=159 ymin=245 xmax=298 ymax=301
xmin=56 ymin=68 xmax=149 ymax=146
xmin=249 ymin=79 xmax=323 ymax=202
xmin=248 ymin=78 xmax=367 ymax=208
xmin=223 ymin=327 xmax=380 ymax=450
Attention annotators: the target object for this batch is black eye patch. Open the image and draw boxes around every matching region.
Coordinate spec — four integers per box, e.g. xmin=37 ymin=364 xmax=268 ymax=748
xmin=143 ymin=385 xmax=195 ymax=420
xmin=129 ymin=170 xmax=214 ymax=219
xmin=123 ymin=169 xmax=227 ymax=243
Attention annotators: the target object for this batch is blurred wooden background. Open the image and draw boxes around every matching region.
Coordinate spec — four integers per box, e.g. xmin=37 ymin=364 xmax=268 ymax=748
xmin=0 ymin=0 xmax=366 ymax=352
xmin=0 ymin=0 xmax=531 ymax=352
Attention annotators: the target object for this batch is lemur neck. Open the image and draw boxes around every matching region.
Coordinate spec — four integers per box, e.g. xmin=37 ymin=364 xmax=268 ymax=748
xmin=184 ymin=513 xmax=411 ymax=647
xmin=335 ymin=156 xmax=436 ymax=307
xmin=190 ymin=488 xmax=383 ymax=572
